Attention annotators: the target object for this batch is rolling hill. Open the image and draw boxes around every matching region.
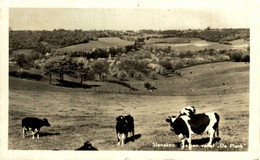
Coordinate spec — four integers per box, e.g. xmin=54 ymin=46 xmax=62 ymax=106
xmin=58 ymin=37 xmax=134 ymax=52
xmin=8 ymin=61 xmax=249 ymax=151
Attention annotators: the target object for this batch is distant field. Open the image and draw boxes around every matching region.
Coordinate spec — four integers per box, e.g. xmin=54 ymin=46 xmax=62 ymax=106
xmin=9 ymin=62 xmax=249 ymax=151
xmin=58 ymin=37 xmax=133 ymax=52
xmin=145 ymin=38 xmax=249 ymax=51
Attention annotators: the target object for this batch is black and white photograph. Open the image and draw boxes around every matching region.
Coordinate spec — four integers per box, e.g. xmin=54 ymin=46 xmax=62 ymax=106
xmin=0 ymin=0 xmax=260 ymax=160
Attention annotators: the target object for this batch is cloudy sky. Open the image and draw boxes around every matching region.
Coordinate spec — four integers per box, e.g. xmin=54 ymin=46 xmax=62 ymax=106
xmin=8 ymin=0 xmax=250 ymax=30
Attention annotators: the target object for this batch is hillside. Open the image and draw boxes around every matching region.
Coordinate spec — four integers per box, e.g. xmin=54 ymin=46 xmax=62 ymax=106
xmin=9 ymin=62 xmax=249 ymax=96
xmin=145 ymin=38 xmax=249 ymax=51
xmin=8 ymin=61 xmax=249 ymax=151
xmin=58 ymin=37 xmax=133 ymax=52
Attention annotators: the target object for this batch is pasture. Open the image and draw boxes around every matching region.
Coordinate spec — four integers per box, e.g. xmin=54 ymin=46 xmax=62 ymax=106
xmin=58 ymin=37 xmax=133 ymax=52
xmin=8 ymin=62 xmax=249 ymax=151
xmin=145 ymin=38 xmax=249 ymax=51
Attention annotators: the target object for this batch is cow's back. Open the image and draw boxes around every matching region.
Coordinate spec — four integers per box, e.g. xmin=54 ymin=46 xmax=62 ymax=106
xmin=186 ymin=114 xmax=210 ymax=134
xmin=125 ymin=115 xmax=134 ymax=131
xmin=22 ymin=117 xmax=41 ymax=129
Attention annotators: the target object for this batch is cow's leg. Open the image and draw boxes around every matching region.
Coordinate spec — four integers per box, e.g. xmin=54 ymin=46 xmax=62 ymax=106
xmin=178 ymin=134 xmax=185 ymax=149
xmin=187 ymin=137 xmax=192 ymax=150
xmin=22 ymin=127 xmax=26 ymax=138
xmin=35 ymin=129 xmax=39 ymax=139
xmin=181 ymin=138 xmax=185 ymax=149
xmin=117 ymin=133 xmax=121 ymax=145
xmin=32 ymin=131 xmax=35 ymax=139
xmin=132 ymin=130 xmax=135 ymax=141
xmin=207 ymin=128 xmax=215 ymax=146
xmin=121 ymin=133 xmax=126 ymax=145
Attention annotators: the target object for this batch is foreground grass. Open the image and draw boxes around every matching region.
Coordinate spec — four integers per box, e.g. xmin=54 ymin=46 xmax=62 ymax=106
xmin=9 ymin=86 xmax=248 ymax=151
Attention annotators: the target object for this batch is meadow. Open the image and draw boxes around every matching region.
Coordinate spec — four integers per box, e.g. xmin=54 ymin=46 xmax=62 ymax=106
xmin=56 ymin=37 xmax=249 ymax=53
xmin=145 ymin=38 xmax=249 ymax=51
xmin=8 ymin=62 xmax=249 ymax=151
xmin=58 ymin=37 xmax=133 ymax=52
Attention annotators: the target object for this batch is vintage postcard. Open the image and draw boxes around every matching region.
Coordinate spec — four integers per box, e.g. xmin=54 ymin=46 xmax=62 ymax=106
xmin=1 ymin=0 xmax=259 ymax=159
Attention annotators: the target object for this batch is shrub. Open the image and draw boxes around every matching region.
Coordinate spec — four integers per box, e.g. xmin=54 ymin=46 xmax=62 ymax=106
xmin=128 ymin=69 xmax=136 ymax=78
xmin=149 ymin=71 xmax=158 ymax=80
xmin=159 ymin=59 xmax=173 ymax=70
xmin=179 ymin=52 xmax=186 ymax=58
xmin=85 ymin=69 xmax=96 ymax=80
xmin=241 ymin=54 xmax=250 ymax=62
xmin=13 ymin=53 xmax=30 ymax=69
xmin=134 ymin=72 xmax=144 ymax=80
xmin=218 ymin=54 xmax=230 ymax=61
xmin=179 ymin=50 xmax=193 ymax=58
xmin=160 ymin=68 xmax=170 ymax=76
xmin=144 ymin=82 xmax=151 ymax=89
xmin=117 ymin=70 xmax=128 ymax=81
xmin=231 ymin=52 xmax=243 ymax=62
xmin=28 ymin=50 xmax=43 ymax=61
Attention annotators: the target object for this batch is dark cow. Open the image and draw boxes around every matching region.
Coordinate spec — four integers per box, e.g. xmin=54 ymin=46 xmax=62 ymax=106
xmin=165 ymin=112 xmax=220 ymax=150
xmin=125 ymin=114 xmax=135 ymax=137
xmin=116 ymin=114 xmax=135 ymax=145
xmin=22 ymin=117 xmax=51 ymax=139
xmin=179 ymin=106 xmax=196 ymax=116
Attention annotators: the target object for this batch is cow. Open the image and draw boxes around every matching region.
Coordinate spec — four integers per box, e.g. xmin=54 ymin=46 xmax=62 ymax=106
xmin=116 ymin=114 xmax=135 ymax=145
xmin=179 ymin=106 xmax=196 ymax=116
xmin=165 ymin=112 xmax=220 ymax=150
xmin=124 ymin=114 xmax=135 ymax=137
xmin=22 ymin=117 xmax=51 ymax=139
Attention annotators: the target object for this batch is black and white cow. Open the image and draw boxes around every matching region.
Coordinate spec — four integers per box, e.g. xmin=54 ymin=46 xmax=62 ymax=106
xmin=116 ymin=114 xmax=135 ymax=145
xmin=165 ymin=112 xmax=220 ymax=150
xmin=22 ymin=117 xmax=51 ymax=139
xmin=179 ymin=106 xmax=196 ymax=116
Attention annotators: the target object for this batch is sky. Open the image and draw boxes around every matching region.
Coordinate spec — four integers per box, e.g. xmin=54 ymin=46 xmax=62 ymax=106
xmin=9 ymin=6 xmax=249 ymax=31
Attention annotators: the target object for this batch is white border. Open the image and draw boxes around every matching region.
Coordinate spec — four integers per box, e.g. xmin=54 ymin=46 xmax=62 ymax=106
xmin=1 ymin=0 xmax=260 ymax=160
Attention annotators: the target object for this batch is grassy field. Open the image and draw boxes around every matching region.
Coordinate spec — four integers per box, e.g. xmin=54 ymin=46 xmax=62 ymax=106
xmin=145 ymin=38 xmax=249 ymax=51
xmin=58 ymin=37 xmax=133 ymax=52
xmin=8 ymin=62 xmax=249 ymax=151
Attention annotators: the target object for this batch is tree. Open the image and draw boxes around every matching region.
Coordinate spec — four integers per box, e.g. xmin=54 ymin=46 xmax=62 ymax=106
xmin=92 ymin=58 xmax=109 ymax=81
xmin=14 ymin=53 xmax=28 ymax=77
xmin=74 ymin=57 xmax=89 ymax=85
xmin=14 ymin=53 xmax=28 ymax=69
xmin=43 ymin=57 xmax=56 ymax=84
xmin=43 ymin=55 xmax=74 ymax=85
xmin=56 ymin=55 xmax=74 ymax=84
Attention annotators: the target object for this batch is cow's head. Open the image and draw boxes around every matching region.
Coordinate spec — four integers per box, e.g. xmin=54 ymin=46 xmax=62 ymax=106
xmin=43 ymin=118 xmax=51 ymax=127
xmin=116 ymin=116 xmax=128 ymax=127
xmin=165 ymin=116 xmax=177 ymax=131
xmin=116 ymin=115 xmax=124 ymax=121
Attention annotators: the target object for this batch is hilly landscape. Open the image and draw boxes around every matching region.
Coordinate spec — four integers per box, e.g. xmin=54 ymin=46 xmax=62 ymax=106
xmin=8 ymin=28 xmax=250 ymax=151
xmin=9 ymin=61 xmax=249 ymax=151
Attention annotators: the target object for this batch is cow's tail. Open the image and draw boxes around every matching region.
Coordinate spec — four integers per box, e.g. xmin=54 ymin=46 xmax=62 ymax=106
xmin=214 ymin=113 xmax=220 ymax=137
xmin=216 ymin=127 xmax=219 ymax=137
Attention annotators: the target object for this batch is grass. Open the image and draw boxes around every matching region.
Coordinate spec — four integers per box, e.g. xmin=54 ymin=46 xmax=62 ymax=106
xmin=8 ymin=62 xmax=249 ymax=151
xmin=58 ymin=37 xmax=133 ymax=52
xmin=145 ymin=38 xmax=249 ymax=51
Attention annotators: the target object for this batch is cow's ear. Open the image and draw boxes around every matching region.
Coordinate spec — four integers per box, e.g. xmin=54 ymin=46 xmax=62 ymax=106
xmin=116 ymin=117 xmax=120 ymax=121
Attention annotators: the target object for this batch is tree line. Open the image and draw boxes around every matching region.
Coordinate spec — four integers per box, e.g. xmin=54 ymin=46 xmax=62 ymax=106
xmin=9 ymin=29 xmax=123 ymax=52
